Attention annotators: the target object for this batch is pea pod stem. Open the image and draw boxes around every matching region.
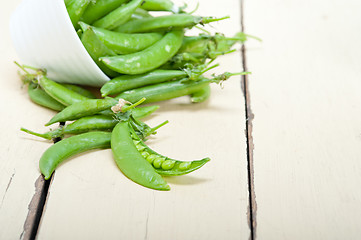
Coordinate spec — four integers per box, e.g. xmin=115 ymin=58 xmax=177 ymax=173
xmin=147 ymin=120 xmax=169 ymax=135
xmin=120 ymin=97 xmax=146 ymax=112
xmin=15 ymin=61 xmax=39 ymax=74
xmin=21 ymin=127 xmax=62 ymax=140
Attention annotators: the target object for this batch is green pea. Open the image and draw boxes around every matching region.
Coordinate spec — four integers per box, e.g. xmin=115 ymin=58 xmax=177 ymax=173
xmin=161 ymin=160 xmax=176 ymax=170
xmin=178 ymin=162 xmax=192 ymax=170
xmin=153 ymin=157 xmax=165 ymax=169
xmin=146 ymin=154 xmax=158 ymax=164
xmin=141 ymin=152 xmax=150 ymax=159
xmin=129 ymin=125 xmax=210 ymax=176
xmin=136 ymin=144 xmax=145 ymax=151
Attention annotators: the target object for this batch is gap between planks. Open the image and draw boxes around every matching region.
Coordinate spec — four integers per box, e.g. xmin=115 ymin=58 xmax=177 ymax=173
xmin=20 ymin=175 xmax=52 ymax=240
xmin=240 ymin=0 xmax=257 ymax=239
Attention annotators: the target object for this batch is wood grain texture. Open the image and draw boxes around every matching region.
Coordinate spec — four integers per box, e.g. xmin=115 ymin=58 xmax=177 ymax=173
xmin=244 ymin=0 xmax=361 ymax=239
xmin=0 ymin=1 xmax=57 ymax=239
xmin=35 ymin=1 xmax=251 ymax=239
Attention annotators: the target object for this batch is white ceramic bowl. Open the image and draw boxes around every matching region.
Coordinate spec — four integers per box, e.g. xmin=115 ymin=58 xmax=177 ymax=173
xmin=10 ymin=0 xmax=110 ymax=87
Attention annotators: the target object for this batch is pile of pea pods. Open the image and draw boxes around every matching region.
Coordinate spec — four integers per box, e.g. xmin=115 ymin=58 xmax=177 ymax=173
xmin=19 ymin=0 xmax=256 ymax=190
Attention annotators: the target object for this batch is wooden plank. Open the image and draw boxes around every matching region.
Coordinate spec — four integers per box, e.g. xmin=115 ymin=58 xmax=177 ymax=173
xmin=243 ymin=0 xmax=361 ymax=239
xmin=36 ymin=1 xmax=250 ymax=239
xmin=0 ymin=1 xmax=57 ymax=239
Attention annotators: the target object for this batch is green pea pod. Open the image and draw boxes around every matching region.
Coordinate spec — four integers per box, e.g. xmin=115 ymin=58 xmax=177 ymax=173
xmin=79 ymin=22 xmax=163 ymax=55
xmin=21 ymin=105 xmax=160 ymax=140
xmin=100 ymin=30 xmax=183 ymax=75
xmin=131 ymin=7 xmax=153 ymax=20
xmin=38 ymin=75 xmax=89 ymax=106
xmin=178 ymin=35 xmax=212 ymax=54
xmin=81 ymin=25 xmax=119 ymax=78
xmin=191 ymin=84 xmax=211 ymax=103
xmin=27 ymin=82 xmax=65 ymax=111
xmin=140 ymin=0 xmax=175 ymax=12
xmin=46 ymin=98 xmax=118 ymax=126
xmin=114 ymin=14 xmax=229 ymax=33
xmin=161 ymin=52 xmax=206 ymax=70
xmin=132 ymin=105 xmax=160 ymax=119
xmin=65 ymin=0 xmax=91 ymax=29
xmin=40 ymin=132 xmax=111 ymax=180
xmin=179 ymin=33 xmax=240 ymax=55
xmin=80 ymin=0 xmax=128 ymax=24
xmin=111 ymin=121 xmax=170 ymax=190
xmin=130 ymin=127 xmax=210 ymax=176
xmin=57 ymin=115 xmax=118 ymax=136
xmin=61 ymin=83 xmax=97 ymax=99
xmin=116 ymin=78 xmax=211 ymax=104
xmin=101 ymin=69 xmax=187 ymax=96
xmin=93 ymin=0 xmax=143 ymax=30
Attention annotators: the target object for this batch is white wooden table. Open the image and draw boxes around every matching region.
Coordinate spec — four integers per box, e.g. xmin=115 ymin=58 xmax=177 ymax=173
xmin=1 ymin=0 xmax=361 ymax=239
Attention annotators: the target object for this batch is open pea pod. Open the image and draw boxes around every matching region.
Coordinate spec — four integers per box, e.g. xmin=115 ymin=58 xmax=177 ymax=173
xmin=111 ymin=121 xmax=170 ymax=191
xmin=129 ymin=125 xmax=210 ymax=176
